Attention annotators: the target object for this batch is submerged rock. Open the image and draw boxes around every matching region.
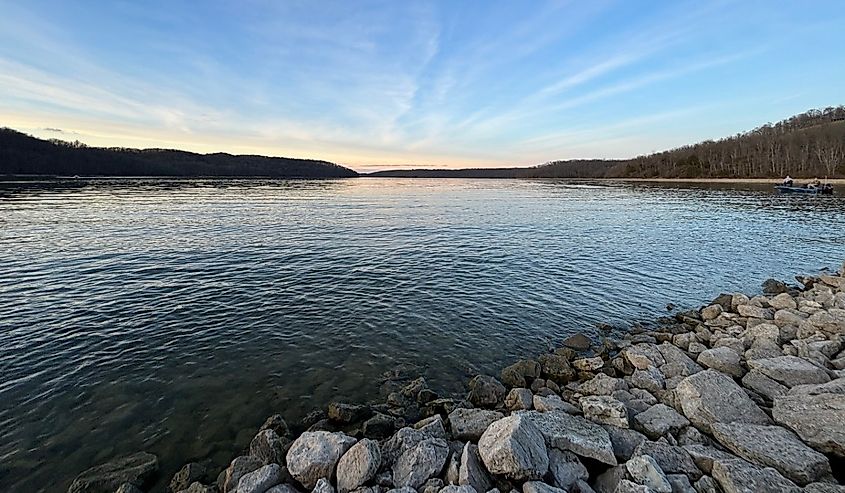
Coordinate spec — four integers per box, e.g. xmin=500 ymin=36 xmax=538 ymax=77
xmin=68 ymin=452 xmax=158 ymax=493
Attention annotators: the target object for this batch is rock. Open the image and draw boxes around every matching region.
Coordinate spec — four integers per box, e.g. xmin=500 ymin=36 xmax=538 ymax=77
xmin=438 ymin=487 xmax=476 ymax=493
xmin=444 ymin=446 xmax=461 ymax=485
xmin=538 ymin=353 xmax=576 ymax=384
xmin=737 ymin=305 xmax=774 ymax=319
xmin=773 ymin=378 xmax=845 ymax=457
xmin=762 ymin=279 xmax=789 ymax=294
xmin=807 ymin=310 xmax=845 ymax=335
xmin=237 ymin=464 xmax=282 ymax=493
xmin=221 ymin=456 xmax=264 ymax=493
xmin=563 ymin=333 xmax=593 ymax=351
xmin=505 ymin=388 xmax=533 ymax=411
xmin=804 ymin=484 xmax=845 ymax=493
xmin=739 ymin=371 xmax=787 ymax=402
xmin=382 ymin=427 xmax=427 ymax=467
xmin=458 ymin=443 xmax=493 ymax=493
xmin=519 ymin=410 xmax=616 ymax=465
xmin=697 ymin=348 xmax=744 ymax=378
xmin=532 ymin=394 xmax=579 ymax=414
xmin=711 ymin=457 xmax=800 ymax=493
xmin=573 ymin=357 xmax=604 ymax=372
xmin=363 ymin=413 xmax=398 ymax=440
xmin=115 ymin=484 xmax=144 ymax=493
xmin=68 ymin=452 xmax=159 ymax=493
xmin=635 ymin=441 xmax=701 ymax=480
xmin=312 ymin=478 xmax=335 ymax=493
xmin=602 ymin=425 xmax=647 ymax=462
xmin=769 ymin=293 xmax=797 ymax=311
xmin=170 ymin=462 xmax=210 ymax=493
xmin=747 ymin=356 xmax=830 ymax=388
xmin=709 ymin=422 xmax=831 ymax=486
xmin=449 ymin=408 xmax=504 ymax=441
xmin=392 ymin=438 xmax=449 ymax=489
xmin=477 ymin=414 xmax=549 ymax=480
xmin=468 ymin=376 xmax=507 ymax=408
xmin=422 ymin=479 xmax=444 ymax=493
xmin=337 ymin=438 xmax=381 ymax=493
xmin=579 ymin=395 xmax=628 ymax=428
xmin=630 ymin=366 xmax=665 ymax=393
xmin=614 ymin=480 xmax=651 ymax=492
xmin=675 ymin=370 xmax=769 ymax=433
xmin=626 ymin=455 xmax=671 ymax=493
xmin=251 ymin=429 xmax=288 ymax=465
xmin=329 ymin=403 xmax=371 ymax=424
xmin=624 ymin=345 xmax=666 ymax=370
xmin=260 ymin=414 xmax=291 ymax=438
xmin=692 ymin=476 xmax=719 ymax=493
xmin=522 ymin=482 xmax=565 ymax=493
xmin=501 ymin=360 xmax=541 ymax=388
xmin=687 ymin=342 xmax=707 ymax=356
xmin=286 ymin=431 xmax=357 ymax=489
xmin=632 ymin=404 xmax=690 ymax=440
xmin=657 ymin=343 xmax=703 ymax=378
xmin=265 ymin=486 xmax=300 ymax=493
xmin=593 ymin=465 xmax=629 ymax=493
xmin=666 ymin=474 xmax=694 ymax=493
xmin=387 ymin=488 xmax=418 ymax=493
xmin=701 ymin=305 xmax=723 ymax=321
xmin=547 ymin=449 xmax=587 ymax=490
xmin=579 ymin=374 xmax=628 ymax=396
xmin=416 ymin=415 xmax=448 ymax=440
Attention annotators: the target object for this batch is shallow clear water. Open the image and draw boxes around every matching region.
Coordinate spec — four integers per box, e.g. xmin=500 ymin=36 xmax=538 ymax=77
xmin=0 ymin=178 xmax=843 ymax=492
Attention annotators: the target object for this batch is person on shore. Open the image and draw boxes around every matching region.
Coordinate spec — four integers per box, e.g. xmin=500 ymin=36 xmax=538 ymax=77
xmin=782 ymin=175 xmax=794 ymax=186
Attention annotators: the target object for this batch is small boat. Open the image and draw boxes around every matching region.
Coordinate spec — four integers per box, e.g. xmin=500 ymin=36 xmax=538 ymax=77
xmin=774 ymin=184 xmax=834 ymax=195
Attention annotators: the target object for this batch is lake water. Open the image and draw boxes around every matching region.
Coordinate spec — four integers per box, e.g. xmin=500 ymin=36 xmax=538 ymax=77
xmin=1 ymin=178 xmax=843 ymax=492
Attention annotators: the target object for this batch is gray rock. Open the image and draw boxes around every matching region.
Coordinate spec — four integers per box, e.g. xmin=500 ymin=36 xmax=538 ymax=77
xmin=222 ymin=456 xmax=265 ymax=493
xmin=769 ymin=293 xmax=797 ymax=311
xmin=626 ymin=455 xmax=671 ymax=493
xmin=501 ymin=360 xmax=541 ymax=388
xmin=563 ymin=333 xmax=593 ymax=351
xmin=177 ymin=483 xmax=217 ymax=493
xmin=422 ymin=479 xmax=445 ymax=493
xmin=692 ymin=476 xmax=718 ymax=493
xmin=635 ymin=441 xmax=700 ymax=480
xmin=657 ymin=343 xmax=703 ymax=379
xmin=415 ymin=415 xmax=448 ymax=440
xmin=711 ymin=457 xmax=800 ymax=493
xmin=675 ymin=370 xmax=769 ymax=433
xmin=237 ymin=464 xmax=283 ymax=493
xmin=593 ymin=465 xmax=629 ymax=493
xmin=260 ymin=414 xmax=291 ymax=438
xmin=312 ymin=478 xmax=335 ymax=493
xmin=736 ymin=305 xmax=773 ymax=320
xmin=697 ymin=348 xmax=744 ymax=378
xmin=710 ymin=422 xmax=831 ymax=486
xmin=505 ymin=388 xmax=533 ymax=411
xmin=533 ymin=394 xmax=579 ymax=414
xmin=804 ymin=484 xmax=845 ymax=493
xmin=602 ymin=425 xmax=647 ymax=462
xmin=773 ymin=378 xmax=845 ymax=457
xmin=336 ymin=438 xmax=381 ymax=493
xmin=538 ymin=353 xmax=576 ymax=384
xmin=468 ymin=376 xmax=507 ymax=408
xmin=747 ymin=356 xmax=830 ymax=388
xmin=579 ymin=374 xmax=629 ymax=396
xmin=580 ymin=395 xmax=629 ymax=428
xmin=392 ymin=438 xmax=449 ymax=489
xmin=613 ymin=480 xmax=651 ymax=492
xmin=573 ymin=357 xmax=605 ymax=372
xmin=630 ymin=366 xmax=666 ymax=393
xmin=251 ymin=429 xmax=288 ymax=465
xmin=740 ymin=370 xmax=787 ymax=402
xmin=444 ymin=443 xmax=462 ymax=485
xmin=665 ymin=474 xmax=694 ymax=493
xmin=115 ymin=484 xmax=144 ymax=493
xmin=547 ymin=449 xmax=588 ymax=490
xmin=478 ymin=414 xmax=549 ymax=480
xmin=438 ymin=487 xmax=476 ymax=493
xmin=701 ymin=305 xmax=723 ymax=321
xmin=458 ymin=443 xmax=493 ymax=493
xmin=387 ymin=488 xmax=417 ymax=493
xmin=449 ymin=408 xmax=504 ymax=441
xmin=68 ymin=452 xmax=159 ymax=493
xmin=363 ymin=413 xmax=399 ymax=440
xmin=624 ymin=345 xmax=666 ymax=370
xmin=682 ymin=445 xmax=737 ymax=475
xmin=286 ymin=431 xmax=357 ymax=489
xmin=329 ymin=403 xmax=371 ymax=424
xmin=170 ymin=462 xmax=210 ymax=493
xmin=519 ymin=410 xmax=617 ymax=465
xmin=522 ymin=482 xmax=565 ymax=493
xmin=632 ymin=404 xmax=690 ymax=440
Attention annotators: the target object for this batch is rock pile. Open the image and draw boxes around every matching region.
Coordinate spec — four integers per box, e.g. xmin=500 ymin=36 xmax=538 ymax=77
xmin=70 ymin=266 xmax=845 ymax=493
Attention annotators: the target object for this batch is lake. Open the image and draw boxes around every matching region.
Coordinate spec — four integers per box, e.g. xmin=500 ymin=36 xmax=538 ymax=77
xmin=1 ymin=178 xmax=843 ymax=492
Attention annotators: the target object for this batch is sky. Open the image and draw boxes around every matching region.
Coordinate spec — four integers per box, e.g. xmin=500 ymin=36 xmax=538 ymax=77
xmin=0 ymin=1 xmax=843 ymax=171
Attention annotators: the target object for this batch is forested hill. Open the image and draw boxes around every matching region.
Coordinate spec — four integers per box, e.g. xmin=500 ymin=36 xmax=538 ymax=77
xmin=0 ymin=128 xmax=358 ymax=178
xmin=370 ymin=106 xmax=845 ymax=179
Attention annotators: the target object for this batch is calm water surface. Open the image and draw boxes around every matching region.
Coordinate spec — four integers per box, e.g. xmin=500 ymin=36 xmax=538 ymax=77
xmin=1 ymin=178 xmax=843 ymax=491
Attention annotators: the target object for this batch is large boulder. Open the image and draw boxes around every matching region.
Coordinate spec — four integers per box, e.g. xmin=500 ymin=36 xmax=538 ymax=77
xmin=478 ymin=414 xmax=549 ymax=480
xmin=250 ymin=429 xmax=288 ymax=465
xmin=467 ymin=375 xmax=507 ymax=408
xmin=221 ymin=456 xmax=264 ymax=493
xmin=741 ymin=370 xmax=788 ymax=402
xmin=336 ymin=438 xmax=381 ymax=493
xmin=538 ymin=353 xmax=576 ymax=384
xmin=448 ymin=408 xmax=504 ymax=441
xmin=286 ymin=431 xmax=357 ymax=489
xmin=547 ymin=449 xmax=587 ymax=490
xmin=458 ymin=443 xmax=493 ymax=493
xmin=773 ymin=378 xmax=845 ymax=457
xmin=579 ymin=395 xmax=628 ymax=428
xmin=518 ymin=410 xmax=616 ymax=465
xmin=675 ymin=370 xmax=769 ymax=433
xmin=747 ymin=356 xmax=831 ymax=388
xmin=392 ymin=438 xmax=449 ymax=489
xmin=505 ymin=388 xmax=534 ymax=411
xmin=657 ymin=343 xmax=703 ymax=378
xmin=632 ymin=404 xmax=690 ymax=440
xmin=501 ymin=360 xmax=541 ymax=388
xmin=68 ymin=452 xmax=158 ymax=493
xmin=237 ymin=464 xmax=283 ymax=493
xmin=602 ymin=425 xmax=647 ymax=462
xmin=710 ymin=422 xmax=831 ymax=486
xmin=634 ymin=441 xmax=701 ymax=481
xmin=697 ymin=348 xmax=744 ymax=378
xmin=625 ymin=455 xmax=671 ymax=493
xmin=711 ymin=457 xmax=801 ymax=493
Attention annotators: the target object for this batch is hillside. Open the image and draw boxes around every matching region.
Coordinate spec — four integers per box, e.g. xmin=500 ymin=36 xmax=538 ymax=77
xmin=369 ymin=106 xmax=845 ymax=179
xmin=0 ymin=128 xmax=358 ymax=178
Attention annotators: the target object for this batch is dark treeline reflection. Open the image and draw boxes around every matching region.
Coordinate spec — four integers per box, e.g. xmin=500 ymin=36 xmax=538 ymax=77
xmin=0 ymin=128 xmax=358 ymax=178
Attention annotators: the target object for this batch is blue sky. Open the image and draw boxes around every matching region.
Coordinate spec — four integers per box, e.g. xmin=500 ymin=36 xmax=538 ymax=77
xmin=1 ymin=1 xmax=843 ymax=170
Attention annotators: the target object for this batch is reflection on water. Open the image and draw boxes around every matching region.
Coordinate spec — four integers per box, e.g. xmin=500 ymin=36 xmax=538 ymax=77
xmin=1 ymin=178 xmax=843 ymax=492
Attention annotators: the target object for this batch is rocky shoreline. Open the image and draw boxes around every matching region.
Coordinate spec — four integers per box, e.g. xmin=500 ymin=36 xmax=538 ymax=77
xmin=69 ymin=266 xmax=845 ymax=493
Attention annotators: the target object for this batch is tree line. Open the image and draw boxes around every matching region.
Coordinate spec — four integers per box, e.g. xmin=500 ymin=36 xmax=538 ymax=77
xmin=0 ymin=128 xmax=358 ymax=178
